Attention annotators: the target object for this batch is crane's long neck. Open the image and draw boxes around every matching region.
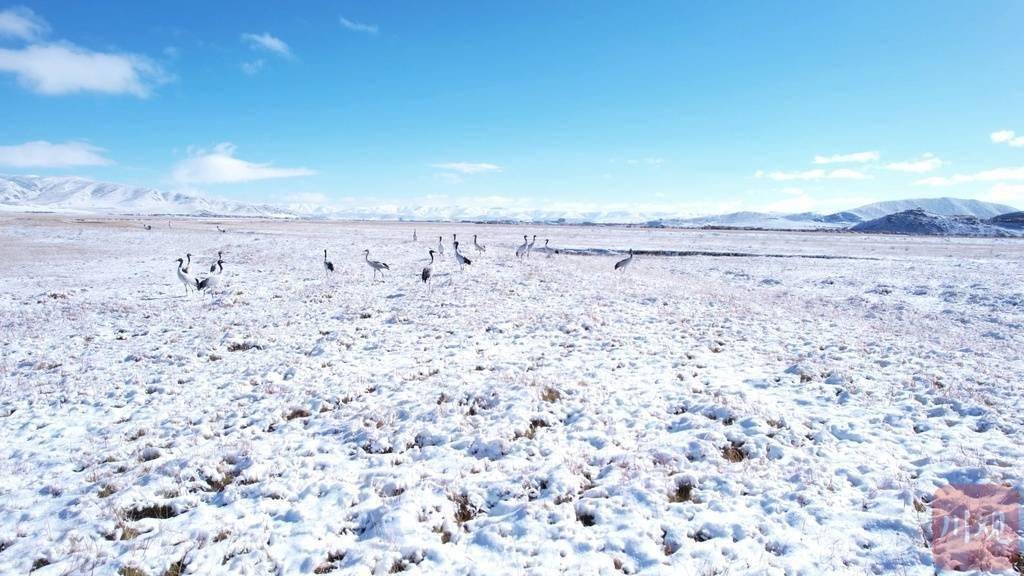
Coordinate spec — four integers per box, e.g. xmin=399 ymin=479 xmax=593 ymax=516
xmin=429 ymin=252 xmax=435 ymax=264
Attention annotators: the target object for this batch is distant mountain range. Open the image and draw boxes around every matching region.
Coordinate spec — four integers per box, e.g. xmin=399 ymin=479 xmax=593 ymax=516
xmin=0 ymin=175 xmax=293 ymax=218
xmin=850 ymin=209 xmax=1023 ymax=237
xmin=0 ymin=175 xmax=1021 ymax=236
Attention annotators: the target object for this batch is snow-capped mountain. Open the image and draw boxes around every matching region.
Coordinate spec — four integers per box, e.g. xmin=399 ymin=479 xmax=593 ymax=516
xmin=839 ymin=197 xmax=1017 ymax=220
xmin=0 ymin=175 xmax=293 ymax=217
xmin=851 ymin=209 xmax=1022 ymax=237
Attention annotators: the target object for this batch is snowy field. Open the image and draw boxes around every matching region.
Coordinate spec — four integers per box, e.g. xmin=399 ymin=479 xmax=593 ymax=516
xmin=1 ymin=214 xmax=1023 ymax=575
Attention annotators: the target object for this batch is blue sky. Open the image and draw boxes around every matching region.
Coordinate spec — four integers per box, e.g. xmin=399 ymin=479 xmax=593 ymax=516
xmin=1 ymin=1 xmax=1023 ymax=215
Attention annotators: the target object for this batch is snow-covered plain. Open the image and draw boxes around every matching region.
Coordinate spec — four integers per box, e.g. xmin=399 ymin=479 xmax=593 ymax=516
xmin=1 ymin=215 xmax=1022 ymax=575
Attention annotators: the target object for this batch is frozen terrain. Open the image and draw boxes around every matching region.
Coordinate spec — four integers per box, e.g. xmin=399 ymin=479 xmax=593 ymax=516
xmin=1 ymin=214 xmax=1022 ymax=575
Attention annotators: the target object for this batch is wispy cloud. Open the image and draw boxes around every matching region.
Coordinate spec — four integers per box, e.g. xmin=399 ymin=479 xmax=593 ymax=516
xmin=755 ymin=168 xmax=871 ymax=181
xmin=0 ymin=140 xmax=113 ymax=167
xmin=985 ymin=182 xmax=1024 ymax=204
xmin=625 ymin=157 xmax=664 ymax=166
xmin=915 ymin=166 xmax=1024 ymax=187
xmin=812 ymin=151 xmax=880 ymax=165
xmin=241 ymin=32 xmax=291 ymax=57
xmin=340 ymin=16 xmax=378 ymax=35
xmin=991 ymin=129 xmax=1024 ymax=147
xmin=241 ymin=59 xmax=264 ymax=76
xmin=431 ymin=162 xmax=502 ymax=175
xmin=172 ymin=143 xmax=315 ymax=184
xmin=0 ymin=43 xmax=168 ymax=96
xmin=0 ymin=6 xmax=48 ymax=41
xmin=885 ymin=153 xmax=943 ymax=173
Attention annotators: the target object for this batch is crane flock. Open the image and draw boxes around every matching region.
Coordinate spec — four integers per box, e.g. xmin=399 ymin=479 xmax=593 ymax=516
xmin=174 ymin=230 xmax=635 ymax=297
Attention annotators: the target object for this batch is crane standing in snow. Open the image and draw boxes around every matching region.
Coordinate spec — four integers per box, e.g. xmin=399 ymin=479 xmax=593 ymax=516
xmin=473 ymin=234 xmax=486 ymax=253
xmin=176 ymin=257 xmax=197 ymax=295
xmin=422 ymin=249 xmax=435 ymax=291
xmin=614 ymin=249 xmax=634 ymax=272
xmin=526 ymin=235 xmax=537 ymax=258
xmin=210 ymin=251 xmax=223 ymax=273
xmin=323 ymin=249 xmax=335 ymax=274
xmin=197 ymin=259 xmax=224 ymax=293
xmin=454 ymin=241 xmax=472 ymax=271
xmin=436 ymin=236 xmax=445 ymax=255
xmin=363 ymin=249 xmax=390 ymax=281
xmin=515 ymin=235 xmax=528 ymax=259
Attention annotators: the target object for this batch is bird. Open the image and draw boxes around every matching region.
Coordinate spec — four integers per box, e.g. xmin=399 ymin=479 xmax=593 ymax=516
xmin=216 ymin=225 xmax=226 ymax=233
xmin=437 ymin=236 xmax=445 ymax=255
xmin=323 ymin=249 xmax=335 ymax=274
xmin=413 ymin=229 xmax=418 ymax=241
xmin=363 ymin=249 xmax=390 ymax=281
xmin=526 ymin=235 xmax=537 ymax=258
xmin=422 ymin=249 xmax=435 ymax=289
xmin=143 ymin=224 xmax=152 ymax=230
xmin=543 ymin=238 xmax=553 ymax=257
xmin=515 ymin=235 xmax=529 ymax=258
xmin=182 ymin=253 xmax=193 ymax=274
xmin=452 ymin=233 xmax=458 ymax=253
xmin=614 ymin=249 xmax=634 ymax=271
xmin=197 ymin=260 xmax=224 ymax=293
xmin=210 ymin=251 xmax=223 ymax=273
xmin=454 ymin=241 xmax=472 ymax=270
xmin=176 ymin=258 xmax=197 ymax=295
xmin=473 ymin=234 xmax=486 ymax=253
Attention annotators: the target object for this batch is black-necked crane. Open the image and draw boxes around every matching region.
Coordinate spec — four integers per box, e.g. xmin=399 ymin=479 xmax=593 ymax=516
xmin=436 ymin=236 xmax=445 ymax=255
xmin=176 ymin=257 xmax=196 ymax=295
xmin=210 ymin=251 xmax=223 ymax=273
xmin=543 ymin=238 xmax=553 ymax=257
xmin=323 ymin=249 xmax=335 ymax=274
xmin=197 ymin=259 xmax=224 ymax=293
xmin=526 ymin=235 xmax=537 ymax=258
xmin=452 ymin=233 xmax=458 ymax=254
xmin=614 ymin=249 xmax=634 ymax=271
xmin=515 ymin=235 xmax=528 ymax=258
xmin=363 ymin=249 xmax=390 ymax=281
xmin=413 ymin=229 xmax=418 ymax=241
xmin=473 ymin=234 xmax=486 ymax=253
xmin=454 ymin=241 xmax=472 ymax=270
xmin=217 ymin=225 xmax=226 ymax=233
xmin=422 ymin=249 xmax=435 ymax=290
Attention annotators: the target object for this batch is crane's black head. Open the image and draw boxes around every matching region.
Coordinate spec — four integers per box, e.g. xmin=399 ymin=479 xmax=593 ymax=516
xmin=429 ymin=249 xmax=435 ymax=255
xmin=363 ymin=249 xmax=370 ymax=255
xmin=453 ymin=233 xmax=457 ymax=239
xmin=176 ymin=257 xmax=183 ymax=263
xmin=186 ymin=253 xmax=191 ymax=258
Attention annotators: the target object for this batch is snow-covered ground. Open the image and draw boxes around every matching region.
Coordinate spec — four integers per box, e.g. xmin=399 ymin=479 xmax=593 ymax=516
xmin=1 ymin=214 xmax=1022 ymax=575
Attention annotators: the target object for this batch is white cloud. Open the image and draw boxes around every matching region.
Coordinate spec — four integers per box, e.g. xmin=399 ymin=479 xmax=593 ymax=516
xmin=241 ymin=59 xmax=264 ymax=75
xmin=812 ymin=151 xmax=880 ymax=164
xmin=0 ymin=140 xmax=112 ymax=167
xmin=0 ymin=42 xmax=168 ymax=96
xmin=885 ymin=153 xmax=943 ymax=173
xmin=172 ymin=143 xmax=316 ymax=184
xmin=241 ymin=33 xmax=291 ymax=57
xmin=915 ymin=166 xmax=1024 ymax=186
xmin=755 ymin=168 xmax=870 ymax=181
xmin=985 ymin=183 xmax=1024 ymax=204
xmin=625 ymin=157 xmax=664 ymax=166
xmin=0 ymin=6 xmax=48 ymax=41
xmin=431 ymin=162 xmax=502 ymax=175
xmin=340 ymin=17 xmax=378 ymax=35
xmin=990 ymin=129 xmax=1024 ymax=147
